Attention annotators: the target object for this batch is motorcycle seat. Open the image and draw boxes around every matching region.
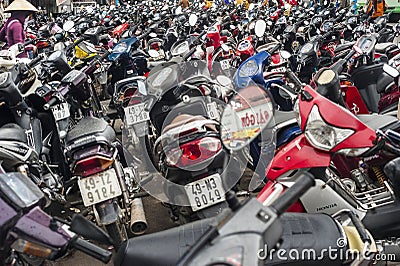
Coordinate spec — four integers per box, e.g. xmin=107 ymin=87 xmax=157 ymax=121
xmin=334 ymin=41 xmax=355 ymax=54
xmin=357 ymin=114 xmax=398 ymax=130
xmin=162 ymin=114 xmax=217 ymax=135
xmin=375 ymin=43 xmax=397 ymax=54
xmin=0 ymin=123 xmax=27 ymax=142
xmin=114 ymin=213 xmax=344 ymax=266
xmin=65 ymin=117 xmax=116 ymax=146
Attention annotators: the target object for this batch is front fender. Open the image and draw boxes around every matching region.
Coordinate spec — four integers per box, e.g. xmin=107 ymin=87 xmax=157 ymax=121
xmin=266 ymin=134 xmax=331 ymax=180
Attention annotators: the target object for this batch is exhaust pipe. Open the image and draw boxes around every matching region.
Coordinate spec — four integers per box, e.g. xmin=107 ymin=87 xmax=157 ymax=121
xmin=130 ymin=198 xmax=148 ymax=235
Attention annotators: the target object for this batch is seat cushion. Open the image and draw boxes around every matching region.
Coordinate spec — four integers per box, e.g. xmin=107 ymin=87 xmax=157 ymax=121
xmin=114 ymin=218 xmax=212 ymax=266
xmin=357 ymin=114 xmax=398 ymax=130
xmin=375 ymin=42 xmax=397 ymax=54
xmin=114 ymin=213 xmax=345 ymax=266
xmin=65 ymin=117 xmax=115 ymax=146
xmin=0 ymin=123 xmax=27 ymax=142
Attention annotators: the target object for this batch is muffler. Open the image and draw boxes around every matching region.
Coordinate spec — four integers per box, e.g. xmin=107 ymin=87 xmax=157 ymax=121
xmin=130 ymin=198 xmax=148 ymax=235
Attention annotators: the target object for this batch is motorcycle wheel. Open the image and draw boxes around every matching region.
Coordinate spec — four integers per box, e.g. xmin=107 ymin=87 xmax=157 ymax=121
xmin=105 ymin=218 xmax=128 ymax=251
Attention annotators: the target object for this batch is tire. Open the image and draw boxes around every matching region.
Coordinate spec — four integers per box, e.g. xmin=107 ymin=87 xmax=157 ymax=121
xmin=105 ymin=219 xmax=128 ymax=251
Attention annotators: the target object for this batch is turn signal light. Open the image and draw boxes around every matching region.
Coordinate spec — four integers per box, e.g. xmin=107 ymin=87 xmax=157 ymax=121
xmin=11 ymin=239 xmax=52 ymax=258
xmin=74 ymin=155 xmax=114 ymax=177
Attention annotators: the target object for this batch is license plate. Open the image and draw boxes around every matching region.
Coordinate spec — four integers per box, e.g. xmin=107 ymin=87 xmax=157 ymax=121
xmin=271 ymin=67 xmax=285 ymax=72
xmin=124 ymin=103 xmax=150 ymax=126
xmin=207 ymin=102 xmax=219 ymax=120
xmin=184 ymin=173 xmax=225 ymax=211
xmin=51 ymin=102 xmax=70 ymax=121
xmin=220 ymin=59 xmax=231 ymax=70
xmin=78 ymin=169 xmax=122 ymax=207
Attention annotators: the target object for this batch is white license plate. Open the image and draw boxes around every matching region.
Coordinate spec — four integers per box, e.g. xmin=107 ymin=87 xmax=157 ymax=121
xmin=78 ymin=169 xmax=122 ymax=207
xmin=271 ymin=67 xmax=285 ymax=72
xmin=124 ymin=103 xmax=150 ymax=126
xmin=220 ymin=59 xmax=231 ymax=70
xmin=184 ymin=173 xmax=225 ymax=211
xmin=51 ymin=102 xmax=70 ymax=121
xmin=207 ymin=102 xmax=219 ymax=120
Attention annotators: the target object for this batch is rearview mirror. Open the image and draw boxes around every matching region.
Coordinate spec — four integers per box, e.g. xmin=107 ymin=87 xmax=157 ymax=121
xmin=175 ymin=6 xmax=182 ymax=15
xmin=220 ymin=85 xmax=274 ymax=151
xmin=189 ymin=14 xmax=198 ymax=26
xmin=63 ymin=20 xmax=75 ymax=32
xmin=70 ymin=214 xmax=113 ymax=246
xmin=255 ymin=20 xmax=266 ymax=38
xmin=280 ymin=50 xmax=291 ymax=59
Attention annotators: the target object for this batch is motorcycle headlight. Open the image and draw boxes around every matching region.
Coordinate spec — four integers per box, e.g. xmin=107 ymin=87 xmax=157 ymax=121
xmin=300 ymin=42 xmax=313 ymax=54
xmin=305 ymin=105 xmax=354 ymax=151
xmin=113 ymin=42 xmax=128 ymax=53
xmin=239 ymin=59 xmax=258 ymax=77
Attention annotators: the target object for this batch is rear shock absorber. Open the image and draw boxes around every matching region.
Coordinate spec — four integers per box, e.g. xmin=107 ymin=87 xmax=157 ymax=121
xmin=372 ymin=166 xmax=386 ymax=189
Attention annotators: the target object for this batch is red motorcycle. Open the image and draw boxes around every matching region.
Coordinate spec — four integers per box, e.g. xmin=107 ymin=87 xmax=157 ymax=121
xmin=257 ymin=67 xmax=400 ymax=238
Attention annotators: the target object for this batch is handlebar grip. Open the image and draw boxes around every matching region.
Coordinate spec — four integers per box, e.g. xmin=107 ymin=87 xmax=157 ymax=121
xmin=44 ymin=97 xmax=58 ymax=110
xmin=344 ymin=49 xmax=356 ymax=62
xmin=383 ymin=142 xmax=400 ymax=156
xmin=75 ymin=36 xmax=86 ymax=46
xmin=23 ymin=39 xmax=34 ymax=46
xmin=348 ymin=211 xmax=371 ymax=243
xmin=183 ymin=46 xmax=197 ymax=61
xmin=66 ymin=36 xmax=85 ymax=50
xmin=269 ymin=43 xmax=281 ymax=55
xmin=322 ymin=32 xmax=331 ymax=40
xmin=286 ymin=69 xmax=302 ymax=88
xmin=138 ymin=30 xmax=151 ymax=41
xmin=99 ymin=51 xmax=110 ymax=61
xmin=72 ymin=238 xmax=112 ymax=264
xmin=270 ymin=172 xmax=315 ymax=215
xmin=27 ymin=54 xmax=44 ymax=69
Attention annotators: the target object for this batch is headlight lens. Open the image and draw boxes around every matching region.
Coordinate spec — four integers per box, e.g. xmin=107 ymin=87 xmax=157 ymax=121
xmin=113 ymin=42 xmax=128 ymax=53
xmin=305 ymin=105 xmax=354 ymax=151
xmin=300 ymin=42 xmax=313 ymax=54
xmin=239 ymin=60 xmax=258 ymax=77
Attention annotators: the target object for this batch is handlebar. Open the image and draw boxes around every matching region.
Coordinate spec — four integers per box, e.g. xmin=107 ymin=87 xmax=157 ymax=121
xmin=43 ymin=96 xmax=58 ymax=111
xmin=66 ymin=36 xmax=86 ymax=51
xmin=344 ymin=49 xmax=356 ymax=62
xmin=270 ymin=172 xmax=315 ymax=215
xmin=347 ymin=211 xmax=371 ymax=244
xmin=269 ymin=43 xmax=281 ymax=55
xmin=72 ymin=237 xmax=112 ymax=263
xmin=99 ymin=50 xmax=111 ymax=61
xmin=286 ymin=69 xmax=303 ymax=89
xmin=27 ymin=54 xmax=44 ymax=69
xmin=23 ymin=39 xmax=35 ymax=46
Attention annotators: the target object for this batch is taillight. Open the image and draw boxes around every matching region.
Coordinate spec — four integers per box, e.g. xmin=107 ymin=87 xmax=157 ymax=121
xmin=74 ymin=155 xmax=114 ymax=177
xmin=150 ymin=42 xmax=160 ymax=50
xmin=165 ymin=137 xmax=221 ymax=168
xmin=36 ymin=41 xmax=49 ymax=49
